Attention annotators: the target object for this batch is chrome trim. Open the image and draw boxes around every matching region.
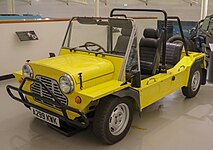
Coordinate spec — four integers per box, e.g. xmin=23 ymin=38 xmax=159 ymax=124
xmin=30 ymin=75 xmax=68 ymax=109
xmin=136 ymin=31 xmax=141 ymax=72
xmin=178 ymin=65 xmax=186 ymax=72
xmin=59 ymin=74 xmax=74 ymax=94
xmin=146 ymin=78 xmax=157 ymax=85
xmin=22 ymin=64 xmax=33 ymax=78
xmin=118 ymin=19 xmax=138 ymax=81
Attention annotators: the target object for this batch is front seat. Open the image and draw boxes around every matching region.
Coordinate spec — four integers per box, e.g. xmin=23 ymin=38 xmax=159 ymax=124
xmin=139 ymin=28 xmax=161 ymax=77
xmin=143 ymin=28 xmax=159 ymax=39
xmin=113 ymin=28 xmax=137 ymax=56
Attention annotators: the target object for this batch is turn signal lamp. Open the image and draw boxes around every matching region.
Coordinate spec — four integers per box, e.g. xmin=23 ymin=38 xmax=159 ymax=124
xmin=75 ymin=96 xmax=82 ymax=104
xmin=19 ymin=78 xmax=24 ymax=84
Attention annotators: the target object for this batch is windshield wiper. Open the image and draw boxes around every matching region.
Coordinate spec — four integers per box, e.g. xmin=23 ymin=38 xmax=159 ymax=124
xmin=69 ymin=44 xmax=86 ymax=51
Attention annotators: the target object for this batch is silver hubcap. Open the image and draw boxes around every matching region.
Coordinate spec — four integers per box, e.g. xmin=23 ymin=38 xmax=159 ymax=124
xmin=191 ymin=70 xmax=201 ymax=92
xmin=109 ymin=103 xmax=129 ymax=136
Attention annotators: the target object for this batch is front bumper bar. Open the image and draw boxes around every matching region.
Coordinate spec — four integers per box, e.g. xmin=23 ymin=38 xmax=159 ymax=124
xmin=6 ymin=77 xmax=89 ymax=128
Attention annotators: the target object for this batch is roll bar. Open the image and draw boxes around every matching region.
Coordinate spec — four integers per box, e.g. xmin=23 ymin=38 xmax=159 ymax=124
xmin=110 ymin=8 xmax=168 ymax=71
xmin=167 ymin=16 xmax=189 ymax=56
xmin=110 ymin=8 xmax=189 ymax=70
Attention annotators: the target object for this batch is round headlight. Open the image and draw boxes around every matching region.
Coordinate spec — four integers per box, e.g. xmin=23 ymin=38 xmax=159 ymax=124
xmin=59 ymin=74 xmax=74 ymax=94
xmin=22 ymin=64 xmax=33 ymax=78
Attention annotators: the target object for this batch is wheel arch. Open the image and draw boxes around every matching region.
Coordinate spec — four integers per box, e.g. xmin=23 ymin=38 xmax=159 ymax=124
xmin=111 ymin=88 xmax=140 ymax=110
xmin=188 ymin=57 xmax=207 ymax=86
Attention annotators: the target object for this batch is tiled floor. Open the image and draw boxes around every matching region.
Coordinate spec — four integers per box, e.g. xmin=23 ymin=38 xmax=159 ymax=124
xmin=1 ymin=79 xmax=213 ymax=150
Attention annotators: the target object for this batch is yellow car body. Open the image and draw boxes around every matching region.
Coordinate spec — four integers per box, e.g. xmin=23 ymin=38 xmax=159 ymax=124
xmin=13 ymin=49 xmax=126 ymax=120
xmin=13 ymin=48 xmax=206 ymax=118
xmin=7 ymin=13 xmax=207 ymax=144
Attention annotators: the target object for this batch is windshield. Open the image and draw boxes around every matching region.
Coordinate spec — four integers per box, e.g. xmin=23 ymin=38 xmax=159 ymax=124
xmin=201 ymin=16 xmax=210 ymax=31
xmin=62 ymin=17 xmax=135 ymax=56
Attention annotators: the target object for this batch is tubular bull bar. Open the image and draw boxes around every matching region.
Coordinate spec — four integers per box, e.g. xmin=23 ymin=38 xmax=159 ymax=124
xmin=6 ymin=77 xmax=89 ymax=129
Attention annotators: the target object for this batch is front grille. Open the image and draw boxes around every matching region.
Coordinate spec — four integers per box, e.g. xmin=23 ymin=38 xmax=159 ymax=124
xmin=30 ymin=75 xmax=68 ymax=109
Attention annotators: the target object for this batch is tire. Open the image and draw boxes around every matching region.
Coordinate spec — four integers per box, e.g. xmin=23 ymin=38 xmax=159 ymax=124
xmin=182 ymin=66 xmax=202 ymax=98
xmin=93 ymin=96 xmax=133 ymax=145
xmin=167 ymin=35 xmax=195 ymax=51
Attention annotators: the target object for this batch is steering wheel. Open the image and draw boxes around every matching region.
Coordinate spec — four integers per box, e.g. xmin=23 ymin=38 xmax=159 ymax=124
xmin=84 ymin=42 xmax=107 ymax=53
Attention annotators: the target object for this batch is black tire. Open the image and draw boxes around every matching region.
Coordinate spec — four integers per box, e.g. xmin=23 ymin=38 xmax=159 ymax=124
xmin=167 ymin=35 xmax=195 ymax=51
xmin=93 ymin=96 xmax=133 ymax=145
xmin=205 ymin=59 xmax=209 ymax=68
xmin=182 ymin=66 xmax=202 ymax=98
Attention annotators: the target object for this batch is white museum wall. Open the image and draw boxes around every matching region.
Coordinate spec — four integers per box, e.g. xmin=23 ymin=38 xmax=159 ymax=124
xmin=0 ymin=21 xmax=69 ymax=75
xmin=0 ymin=0 xmax=211 ymax=75
xmin=0 ymin=0 xmax=212 ymax=21
xmin=0 ymin=18 xmax=156 ymax=76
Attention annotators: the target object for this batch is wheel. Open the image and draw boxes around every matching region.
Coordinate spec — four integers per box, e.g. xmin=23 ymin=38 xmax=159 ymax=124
xmin=205 ymin=59 xmax=209 ymax=68
xmin=167 ymin=35 xmax=195 ymax=51
xmin=93 ymin=96 xmax=133 ymax=144
xmin=182 ymin=66 xmax=202 ymax=98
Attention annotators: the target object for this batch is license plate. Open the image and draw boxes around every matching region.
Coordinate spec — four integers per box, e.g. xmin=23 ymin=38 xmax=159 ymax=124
xmin=31 ymin=107 xmax=60 ymax=127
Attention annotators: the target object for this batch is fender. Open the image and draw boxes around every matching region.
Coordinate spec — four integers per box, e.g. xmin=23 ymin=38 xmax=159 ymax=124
xmin=112 ymin=87 xmax=140 ymax=109
xmin=189 ymin=57 xmax=207 ymax=85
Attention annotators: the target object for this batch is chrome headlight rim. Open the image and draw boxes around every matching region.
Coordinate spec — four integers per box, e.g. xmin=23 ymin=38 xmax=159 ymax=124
xmin=59 ymin=74 xmax=74 ymax=94
xmin=22 ymin=64 xmax=33 ymax=78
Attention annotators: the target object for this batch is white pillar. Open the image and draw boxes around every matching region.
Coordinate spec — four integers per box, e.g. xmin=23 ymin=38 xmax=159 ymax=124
xmin=200 ymin=0 xmax=208 ymax=19
xmin=94 ymin=0 xmax=100 ymax=17
xmin=7 ymin=0 xmax=15 ymax=14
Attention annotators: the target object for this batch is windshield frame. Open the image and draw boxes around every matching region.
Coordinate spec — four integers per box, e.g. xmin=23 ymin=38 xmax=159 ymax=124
xmin=61 ymin=17 xmax=140 ymax=82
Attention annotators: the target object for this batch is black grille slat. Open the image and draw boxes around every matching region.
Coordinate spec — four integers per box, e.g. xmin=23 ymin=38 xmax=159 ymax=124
xmin=54 ymin=90 xmax=63 ymax=95
xmin=31 ymin=90 xmax=40 ymax=95
xmin=30 ymin=75 xmax=68 ymax=110
xmin=54 ymin=92 xmax=64 ymax=97
xmin=32 ymin=84 xmax=40 ymax=89
xmin=42 ymin=92 xmax=52 ymax=98
xmin=56 ymin=98 xmax=67 ymax=103
xmin=40 ymin=77 xmax=52 ymax=82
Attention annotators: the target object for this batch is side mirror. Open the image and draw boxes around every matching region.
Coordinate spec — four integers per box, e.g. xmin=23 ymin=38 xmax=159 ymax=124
xmin=191 ymin=27 xmax=196 ymax=31
xmin=131 ymin=70 xmax=141 ymax=88
xmin=49 ymin=52 xmax=56 ymax=58
xmin=190 ymin=28 xmax=196 ymax=35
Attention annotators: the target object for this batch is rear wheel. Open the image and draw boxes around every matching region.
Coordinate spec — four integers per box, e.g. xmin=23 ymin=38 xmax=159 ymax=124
xmin=182 ymin=66 xmax=202 ymax=98
xmin=93 ymin=96 xmax=133 ymax=144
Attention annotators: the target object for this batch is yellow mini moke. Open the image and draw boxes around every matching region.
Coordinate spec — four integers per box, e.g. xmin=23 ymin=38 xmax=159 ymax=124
xmin=7 ymin=9 xmax=207 ymax=144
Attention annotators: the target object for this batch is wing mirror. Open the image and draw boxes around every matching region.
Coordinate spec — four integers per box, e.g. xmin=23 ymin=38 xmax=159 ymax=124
xmin=131 ymin=70 xmax=141 ymax=88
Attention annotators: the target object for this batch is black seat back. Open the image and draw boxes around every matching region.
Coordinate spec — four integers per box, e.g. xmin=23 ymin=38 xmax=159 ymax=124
xmin=113 ymin=28 xmax=133 ymax=55
xmin=143 ymin=28 xmax=159 ymax=39
xmin=164 ymin=43 xmax=183 ymax=66
xmin=139 ymin=28 xmax=160 ymax=75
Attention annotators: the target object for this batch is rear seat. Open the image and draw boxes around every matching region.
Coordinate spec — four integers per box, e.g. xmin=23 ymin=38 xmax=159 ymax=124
xmin=161 ymin=42 xmax=183 ymax=69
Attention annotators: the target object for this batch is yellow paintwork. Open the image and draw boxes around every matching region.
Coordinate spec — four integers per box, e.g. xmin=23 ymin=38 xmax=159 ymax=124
xmin=138 ymin=51 xmax=206 ymax=110
xmin=14 ymin=70 xmax=22 ymax=81
xmin=14 ymin=49 xmax=124 ymax=119
xmin=59 ymin=48 xmax=124 ymax=81
xmin=33 ymin=51 xmax=114 ymax=85
xmin=13 ymin=47 xmax=206 ymax=120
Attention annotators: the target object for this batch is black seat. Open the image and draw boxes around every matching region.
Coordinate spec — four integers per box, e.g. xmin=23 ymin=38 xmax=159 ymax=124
xmin=113 ymin=28 xmax=133 ymax=56
xmin=139 ymin=28 xmax=160 ymax=76
xmin=143 ymin=28 xmax=159 ymax=39
xmin=159 ymin=42 xmax=183 ymax=69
